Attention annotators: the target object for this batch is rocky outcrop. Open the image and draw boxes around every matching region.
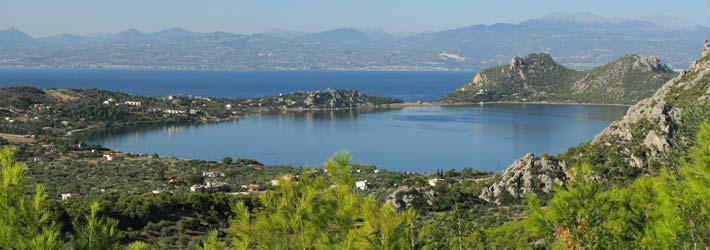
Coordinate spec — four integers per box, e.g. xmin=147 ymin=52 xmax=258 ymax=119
xmin=386 ymin=186 xmax=437 ymax=209
xmin=260 ymin=89 xmax=402 ymax=110
xmin=480 ymin=40 xmax=710 ymax=205
xmin=479 ymin=153 xmax=568 ymax=205
xmin=591 ymin=40 xmax=710 ymax=168
xmin=441 ymin=53 xmax=676 ymax=104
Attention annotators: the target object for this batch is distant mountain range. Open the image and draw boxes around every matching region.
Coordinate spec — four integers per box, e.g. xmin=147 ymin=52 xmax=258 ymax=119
xmin=1 ymin=12 xmax=708 ymax=71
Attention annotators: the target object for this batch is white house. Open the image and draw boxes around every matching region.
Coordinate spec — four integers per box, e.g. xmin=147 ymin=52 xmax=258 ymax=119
xmin=103 ymin=152 xmax=124 ymax=161
xmin=355 ymin=180 xmax=369 ymax=190
xmin=190 ymin=184 xmax=204 ymax=192
xmin=103 ymin=98 xmax=116 ymax=105
xmin=60 ymin=193 xmax=80 ymax=200
xmin=225 ymin=104 xmax=232 ymax=109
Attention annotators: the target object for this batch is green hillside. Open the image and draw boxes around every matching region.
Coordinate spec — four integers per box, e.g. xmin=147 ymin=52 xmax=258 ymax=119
xmin=441 ymin=53 xmax=677 ymax=104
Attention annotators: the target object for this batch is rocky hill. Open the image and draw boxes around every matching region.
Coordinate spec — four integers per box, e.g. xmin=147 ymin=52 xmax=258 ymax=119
xmin=441 ymin=53 xmax=677 ymax=104
xmin=480 ymin=40 xmax=710 ymax=204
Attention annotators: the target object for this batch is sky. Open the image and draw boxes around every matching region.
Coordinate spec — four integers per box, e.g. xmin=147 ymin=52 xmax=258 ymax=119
xmin=1 ymin=0 xmax=710 ymax=37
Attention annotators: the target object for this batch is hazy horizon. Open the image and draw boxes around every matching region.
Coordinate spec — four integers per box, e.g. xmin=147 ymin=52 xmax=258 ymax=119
xmin=2 ymin=0 xmax=710 ymax=37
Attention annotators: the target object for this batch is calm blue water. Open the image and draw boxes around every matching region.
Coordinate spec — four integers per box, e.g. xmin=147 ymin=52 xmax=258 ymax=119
xmin=0 ymin=68 xmax=471 ymax=101
xmin=77 ymin=104 xmax=628 ymax=172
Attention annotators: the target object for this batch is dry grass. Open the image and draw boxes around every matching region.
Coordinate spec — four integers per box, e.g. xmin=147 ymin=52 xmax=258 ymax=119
xmin=45 ymin=89 xmax=79 ymax=102
xmin=0 ymin=133 xmax=35 ymax=143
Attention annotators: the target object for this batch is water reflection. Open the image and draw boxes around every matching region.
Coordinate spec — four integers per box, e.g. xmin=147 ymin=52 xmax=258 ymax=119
xmin=77 ymin=104 xmax=628 ymax=172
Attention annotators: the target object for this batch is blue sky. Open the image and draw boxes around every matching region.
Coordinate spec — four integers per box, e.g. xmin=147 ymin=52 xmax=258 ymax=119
xmin=2 ymin=0 xmax=710 ymax=36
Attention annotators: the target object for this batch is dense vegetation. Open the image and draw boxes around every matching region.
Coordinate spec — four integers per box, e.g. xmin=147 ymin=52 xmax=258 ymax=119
xmin=0 ymin=146 xmax=128 ymax=249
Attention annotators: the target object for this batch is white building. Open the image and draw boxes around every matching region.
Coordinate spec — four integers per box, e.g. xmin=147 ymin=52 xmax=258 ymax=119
xmin=60 ymin=193 xmax=80 ymax=200
xmin=355 ymin=180 xmax=369 ymax=190
xmin=125 ymin=101 xmax=142 ymax=107
xmin=103 ymin=153 xmax=124 ymax=161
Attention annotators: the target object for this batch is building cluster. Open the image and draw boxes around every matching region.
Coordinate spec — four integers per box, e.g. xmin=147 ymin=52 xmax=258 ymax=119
xmin=163 ymin=109 xmax=186 ymax=114
xmin=125 ymin=101 xmax=142 ymax=107
xmin=102 ymin=98 xmax=142 ymax=107
xmin=190 ymin=182 xmax=227 ymax=192
xmin=31 ymin=104 xmax=51 ymax=112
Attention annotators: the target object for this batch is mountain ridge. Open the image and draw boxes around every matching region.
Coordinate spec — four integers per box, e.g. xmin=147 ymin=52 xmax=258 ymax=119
xmin=0 ymin=13 xmax=707 ymax=71
xmin=441 ymin=53 xmax=677 ymax=104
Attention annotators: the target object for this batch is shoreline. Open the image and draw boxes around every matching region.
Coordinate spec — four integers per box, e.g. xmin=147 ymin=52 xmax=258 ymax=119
xmin=65 ymin=115 xmax=244 ymax=137
xmin=385 ymin=101 xmax=632 ymax=108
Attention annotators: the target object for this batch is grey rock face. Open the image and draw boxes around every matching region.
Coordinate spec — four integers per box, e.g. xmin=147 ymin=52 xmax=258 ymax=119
xmin=594 ymin=40 xmax=710 ymax=167
xmin=479 ymin=153 xmax=568 ymax=205
xmin=302 ymin=89 xmax=371 ymax=109
xmin=386 ymin=186 xmax=436 ymax=209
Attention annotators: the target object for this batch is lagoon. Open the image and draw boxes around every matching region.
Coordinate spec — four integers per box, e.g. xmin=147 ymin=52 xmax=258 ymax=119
xmin=77 ymin=104 xmax=628 ymax=172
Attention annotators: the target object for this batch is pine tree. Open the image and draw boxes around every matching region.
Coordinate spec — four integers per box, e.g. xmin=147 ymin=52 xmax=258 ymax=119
xmin=0 ymin=146 xmax=63 ymax=250
xmin=73 ymin=202 xmax=122 ymax=250
xmin=230 ymin=151 xmax=415 ymax=249
xmin=200 ymin=230 xmax=227 ymax=250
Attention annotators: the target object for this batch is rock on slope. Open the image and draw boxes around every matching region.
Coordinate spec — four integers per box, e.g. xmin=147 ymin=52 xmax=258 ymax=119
xmin=480 ymin=40 xmax=710 ymax=204
xmin=479 ymin=153 xmax=567 ymax=205
xmin=441 ymin=53 xmax=677 ymax=104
